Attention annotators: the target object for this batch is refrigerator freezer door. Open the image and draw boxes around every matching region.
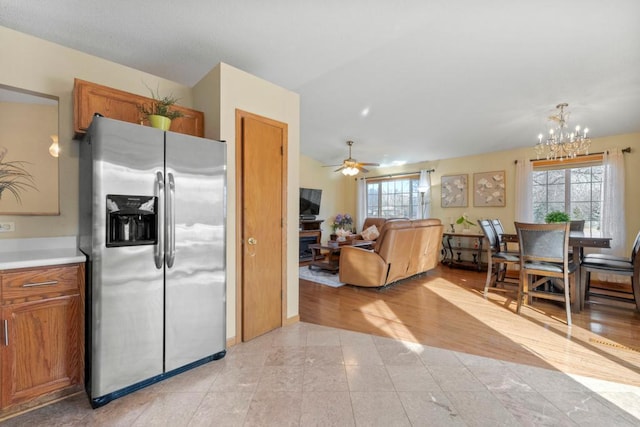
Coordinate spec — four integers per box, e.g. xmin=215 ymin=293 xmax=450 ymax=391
xmin=164 ymin=131 xmax=226 ymax=371
xmin=88 ymin=118 xmax=165 ymax=397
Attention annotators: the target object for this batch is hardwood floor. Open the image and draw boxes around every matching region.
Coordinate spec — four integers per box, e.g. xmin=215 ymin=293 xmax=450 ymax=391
xmin=300 ymin=264 xmax=640 ymax=387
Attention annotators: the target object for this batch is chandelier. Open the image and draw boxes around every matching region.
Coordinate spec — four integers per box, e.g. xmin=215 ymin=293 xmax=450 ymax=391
xmin=535 ymin=103 xmax=591 ymax=160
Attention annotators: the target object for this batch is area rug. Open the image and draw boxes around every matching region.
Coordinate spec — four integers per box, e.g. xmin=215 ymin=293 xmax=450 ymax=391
xmin=299 ymin=266 xmax=345 ymax=288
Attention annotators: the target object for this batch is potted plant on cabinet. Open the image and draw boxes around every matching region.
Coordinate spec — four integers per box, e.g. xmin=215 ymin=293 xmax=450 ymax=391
xmin=138 ymin=86 xmax=184 ymax=131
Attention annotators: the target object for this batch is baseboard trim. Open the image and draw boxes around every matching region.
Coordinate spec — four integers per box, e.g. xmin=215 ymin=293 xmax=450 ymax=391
xmin=226 ymin=336 xmax=239 ymax=348
xmin=226 ymin=316 xmax=299 ymax=347
xmin=285 ymin=315 xmax=300 ymax=326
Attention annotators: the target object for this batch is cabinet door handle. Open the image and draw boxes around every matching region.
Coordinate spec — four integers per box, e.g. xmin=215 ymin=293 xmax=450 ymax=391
xmin=22 ymin=280 xmax=58 ymax=288
xmin=3 ymin=319 xmax=7 ymax=346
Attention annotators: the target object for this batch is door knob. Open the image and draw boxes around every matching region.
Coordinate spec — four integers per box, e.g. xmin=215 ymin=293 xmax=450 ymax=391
xmin=247 ymin=237 xmax=257 ymax=245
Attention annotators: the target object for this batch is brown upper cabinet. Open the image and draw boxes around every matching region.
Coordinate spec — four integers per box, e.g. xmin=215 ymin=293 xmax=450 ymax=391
xmin=73 ymin=79 xmax=204 ymax=139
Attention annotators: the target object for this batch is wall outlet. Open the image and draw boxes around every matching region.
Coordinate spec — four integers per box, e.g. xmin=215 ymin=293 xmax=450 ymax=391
xmin=0 ymin=222 xmax=15 ymax=232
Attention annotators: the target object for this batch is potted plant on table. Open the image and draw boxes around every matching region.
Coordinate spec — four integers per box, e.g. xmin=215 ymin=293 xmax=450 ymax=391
xmin=331 ymin=213 xmax=354 ymax=241
xmin=456 ymin=213 xmax=476 ymax=232
xmin=544 ymin=210 xmax=570 ymax=223
xmin=138 ymin=85 xmax=184 ymax=131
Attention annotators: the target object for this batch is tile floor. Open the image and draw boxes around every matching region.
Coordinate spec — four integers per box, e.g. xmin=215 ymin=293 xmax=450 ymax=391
xmin=3 ymin=322 xmax=640 ymax=426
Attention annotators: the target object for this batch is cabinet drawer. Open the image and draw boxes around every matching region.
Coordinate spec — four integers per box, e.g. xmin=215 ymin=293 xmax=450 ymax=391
xmin=1 ymin=265 xmax=80 ymax=303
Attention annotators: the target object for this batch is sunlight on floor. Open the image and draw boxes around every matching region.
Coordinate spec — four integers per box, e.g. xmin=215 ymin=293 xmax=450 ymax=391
xmin=358 ymin=299 xmax=420 ymax=344
xmin=357 ymin=285 xmax=640 ymax=419
xmin=424 ymin=276 xmax=640 ymax=386
xmin=568 ymin=374 xmax=640 ymax=419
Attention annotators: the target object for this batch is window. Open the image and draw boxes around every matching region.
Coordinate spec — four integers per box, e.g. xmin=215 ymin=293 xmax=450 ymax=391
xmin=532 ymin=157 xmax=603 ymax=231
xmin=366 ymin=176 xmax=421 ymax=218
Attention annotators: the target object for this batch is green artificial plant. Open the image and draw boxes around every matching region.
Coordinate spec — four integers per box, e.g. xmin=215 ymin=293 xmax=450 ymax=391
xmin=456 ymin=213 xmax=476 ymax=227
xmin=544 ymin=210 xmax=570 ymax=223
xmin=0 ymin=147 xmax=36 ymax=204
xmin=138 ymin=84 xmax=184 ymax=120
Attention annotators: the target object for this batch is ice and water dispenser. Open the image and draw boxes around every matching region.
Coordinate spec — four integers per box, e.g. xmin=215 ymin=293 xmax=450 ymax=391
xmin=106 ymin=195 xmax=157 ymax=247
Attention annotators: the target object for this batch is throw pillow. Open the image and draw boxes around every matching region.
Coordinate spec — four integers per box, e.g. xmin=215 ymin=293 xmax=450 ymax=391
xmin=361 ymin=224 xmax=380 ymax=241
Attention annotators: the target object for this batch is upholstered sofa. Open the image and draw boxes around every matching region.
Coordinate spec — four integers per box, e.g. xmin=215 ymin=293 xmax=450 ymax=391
xmin=353 ymin=217 xmax=387 ymax=242
xmin=338 ymin=218 xmax=444 ymax=287
xmin=360 ymin=217 xmax=387 ymax=233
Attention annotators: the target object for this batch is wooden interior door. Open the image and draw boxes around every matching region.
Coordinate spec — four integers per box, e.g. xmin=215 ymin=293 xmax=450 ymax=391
xmin=237 ymin=110 xmax=287 ymax=341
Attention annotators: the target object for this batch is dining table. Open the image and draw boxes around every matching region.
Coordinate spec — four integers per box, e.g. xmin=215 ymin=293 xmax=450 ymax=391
xmin=501 ymin=230 xmax=612 ymax=312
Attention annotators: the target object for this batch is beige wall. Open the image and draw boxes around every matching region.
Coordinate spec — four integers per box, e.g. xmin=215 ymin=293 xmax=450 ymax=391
xmin=333 ymin=133 xmax=640 ymax=253
xmin=0 ymin=103 xmax=58 ymax=214
xmin=193 ymin=63 xmax=301 ymax=341
xmin=0 ymin=26 xmax=193 ymax=238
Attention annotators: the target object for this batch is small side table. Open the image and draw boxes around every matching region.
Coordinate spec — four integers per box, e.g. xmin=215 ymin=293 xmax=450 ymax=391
xmin=442 ymin=232 xmax=485 ymax=271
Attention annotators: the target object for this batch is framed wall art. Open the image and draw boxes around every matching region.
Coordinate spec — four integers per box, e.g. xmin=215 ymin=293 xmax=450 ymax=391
xmin=441 ymin=174 xmax=468 ymax=208
xmin=473 ymin=170 xmax=505 ymax=207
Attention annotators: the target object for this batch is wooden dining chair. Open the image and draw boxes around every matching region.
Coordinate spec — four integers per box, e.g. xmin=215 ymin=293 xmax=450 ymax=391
xmin=515 ymin=221 xmax=576 ymax=325
xmin=570 ymin=220 xmax=585 ymax=231
xmin=490 ymin=219 xmax=507 ymax=246
xmin=478 ymin=219 xmax=519 ymax=298
xmin=491 ymin=219 xmax=518 ymax=254
xmin=568 ymin=220 xmax=586 ymax=260
xmin=580 ymin=230 xmax=640 ymax=311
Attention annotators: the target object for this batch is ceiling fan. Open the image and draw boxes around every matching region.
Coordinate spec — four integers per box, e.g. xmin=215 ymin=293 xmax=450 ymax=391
xmin=325 ymin=140 xmax=380 ymax=176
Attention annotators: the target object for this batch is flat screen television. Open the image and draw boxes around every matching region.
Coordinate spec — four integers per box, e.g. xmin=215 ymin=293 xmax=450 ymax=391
xmin=299 ymin=187 xmax=322 ymax=219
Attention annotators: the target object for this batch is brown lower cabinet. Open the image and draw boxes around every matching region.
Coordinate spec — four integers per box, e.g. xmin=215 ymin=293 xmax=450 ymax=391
xmin=0 ymin=263 xmax=84 ymax=416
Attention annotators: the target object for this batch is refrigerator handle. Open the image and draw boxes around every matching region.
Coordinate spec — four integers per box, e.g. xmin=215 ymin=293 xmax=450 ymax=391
xmin=154 ymin=171 xmax=165 ymax=269
xmin=166 ymin=172 xmax=176 ymax=268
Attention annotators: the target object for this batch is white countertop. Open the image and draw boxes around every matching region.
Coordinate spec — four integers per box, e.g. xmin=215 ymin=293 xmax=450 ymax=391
xmin=0 ymin=236 xmax=86 ymax=270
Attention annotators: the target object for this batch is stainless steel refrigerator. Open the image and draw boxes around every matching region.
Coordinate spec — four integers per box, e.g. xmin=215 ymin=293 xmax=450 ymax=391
xmin=79 ymin=117 xmax=226 ymax=408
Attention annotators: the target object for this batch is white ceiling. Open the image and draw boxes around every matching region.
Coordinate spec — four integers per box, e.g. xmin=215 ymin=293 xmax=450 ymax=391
xmin=2 ymin=0 xmax=639 ymax=168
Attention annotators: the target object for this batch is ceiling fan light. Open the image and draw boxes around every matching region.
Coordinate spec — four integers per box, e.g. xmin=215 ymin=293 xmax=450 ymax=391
xmin=330 ymin=141 xmax=377 ymax=176
xmin=342 ymin=167 xmax=359 ymax=176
